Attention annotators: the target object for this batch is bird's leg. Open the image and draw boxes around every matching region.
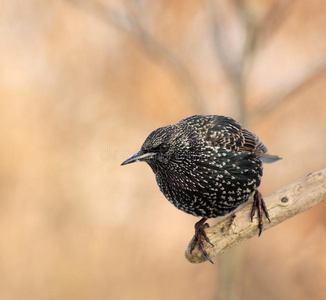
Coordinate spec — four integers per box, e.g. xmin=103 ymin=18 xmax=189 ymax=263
xmin=190 ymin=217 xmax=214 ymax=264
xmin=251 ymin=190 xmax=271 ymax=236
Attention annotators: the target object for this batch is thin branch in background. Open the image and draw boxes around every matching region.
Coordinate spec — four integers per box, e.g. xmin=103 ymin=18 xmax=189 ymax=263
xmin=233 ymin=0 xmax=296 ymax=51
xmin=257 ymin=57 xmax=326 ymax=116
xmin=207 ymin=0 xmax=296 ymax=124
xmin=206 ymin=0 xmax=239 ymax=83
xmin=234 ymin=0 xmax=296 ymax=123
xmin=206 ymin=0 xmax=248 ymax=124
xmin=256 ymin=0 xmax=296 ymax=46
xmin=66 ymin=0 xmax=205 ymax=113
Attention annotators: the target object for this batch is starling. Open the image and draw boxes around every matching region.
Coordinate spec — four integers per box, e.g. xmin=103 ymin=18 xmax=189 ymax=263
xmin=121 ymin=115 xmax=281 ymax=263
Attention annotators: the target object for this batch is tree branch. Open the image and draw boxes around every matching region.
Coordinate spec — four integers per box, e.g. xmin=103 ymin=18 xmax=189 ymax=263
xmin=185 ymin=168 xmax=326 ymax=263
xmin=66 ymin=0 xmax=205 ymax=113
xmin=257 ymin=57 xmax=326 ymax=116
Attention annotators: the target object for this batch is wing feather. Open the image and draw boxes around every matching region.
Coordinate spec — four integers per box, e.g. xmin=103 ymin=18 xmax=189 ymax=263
xmin=205 ymin=116 xmax=267 ymax=156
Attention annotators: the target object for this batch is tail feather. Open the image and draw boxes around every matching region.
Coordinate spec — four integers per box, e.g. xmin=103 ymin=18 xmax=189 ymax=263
xmin=261 ymin=154 xmax=282 ymax=163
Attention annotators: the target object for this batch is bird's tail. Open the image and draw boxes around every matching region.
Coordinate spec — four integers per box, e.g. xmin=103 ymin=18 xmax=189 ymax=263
xmin=261 ymin=153 xmax=282 ymax=163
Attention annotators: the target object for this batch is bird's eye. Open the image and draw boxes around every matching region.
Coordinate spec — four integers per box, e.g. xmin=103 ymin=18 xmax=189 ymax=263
xmin=159 ymin=143 xmax=169 ymax=153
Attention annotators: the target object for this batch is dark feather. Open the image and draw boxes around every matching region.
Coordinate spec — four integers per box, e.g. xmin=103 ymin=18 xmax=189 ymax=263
xmin=204 ymin=116 xmax=267 ymax=156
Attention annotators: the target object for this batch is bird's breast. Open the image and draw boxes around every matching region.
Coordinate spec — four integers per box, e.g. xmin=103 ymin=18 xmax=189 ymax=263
xmin=152 ymin=148 xmax=263 ymax=218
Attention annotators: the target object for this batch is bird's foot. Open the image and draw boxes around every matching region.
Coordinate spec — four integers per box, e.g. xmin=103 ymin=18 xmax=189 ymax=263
xmin=251 ymin=190 xmax=271 ymax=236
xmin=190 ymin=218 xmax=214 ymax=264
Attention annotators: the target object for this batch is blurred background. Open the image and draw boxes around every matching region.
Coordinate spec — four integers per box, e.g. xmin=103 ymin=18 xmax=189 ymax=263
xmin=0 ymin=0 xmax=325 ymax=299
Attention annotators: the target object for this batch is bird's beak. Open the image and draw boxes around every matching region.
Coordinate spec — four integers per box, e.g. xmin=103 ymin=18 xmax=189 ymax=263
xmin=121 ymin=150 xmax=156 ymax=166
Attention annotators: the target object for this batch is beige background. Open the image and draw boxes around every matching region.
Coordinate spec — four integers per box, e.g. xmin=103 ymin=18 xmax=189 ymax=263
xmin=0 ymin=1 xmax=325 ymax=299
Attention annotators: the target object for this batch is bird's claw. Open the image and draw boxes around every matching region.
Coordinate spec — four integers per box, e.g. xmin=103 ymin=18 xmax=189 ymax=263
xmin=251 ymin=190 xmax=270 ymax=237
xmin=190 ymin=218 xmax=214 ymax=264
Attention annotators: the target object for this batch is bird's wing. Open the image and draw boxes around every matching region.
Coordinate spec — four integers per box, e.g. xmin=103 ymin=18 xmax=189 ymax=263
xmin=205 ymin=116 xmax=267 ymax=156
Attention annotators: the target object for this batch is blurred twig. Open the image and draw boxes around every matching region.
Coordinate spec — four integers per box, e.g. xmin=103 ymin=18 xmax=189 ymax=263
xmin=234 ymin=0 xmax=296 ymax=50
xmin=66 ymin=0 xmax=204 ymax=113
xmin=185 ymin=168 xmax=326 ymax=263
xmin=257 ymin=57 xmax=326 ymax=115
xmin=207 ymin=0 xmax=296 ymax=124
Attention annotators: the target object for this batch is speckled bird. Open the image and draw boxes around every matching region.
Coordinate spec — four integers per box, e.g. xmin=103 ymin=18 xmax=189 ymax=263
xmin=121 ymin=115 xmax=280 ymax=263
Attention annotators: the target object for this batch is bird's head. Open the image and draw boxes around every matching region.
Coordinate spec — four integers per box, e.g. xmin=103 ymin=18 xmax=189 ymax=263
xmin=121 ymin=124 xmax=200 ymax=169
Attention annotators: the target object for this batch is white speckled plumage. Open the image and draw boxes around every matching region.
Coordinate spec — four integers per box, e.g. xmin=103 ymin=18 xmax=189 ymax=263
xmin=121 ymin=115 xmax=281 ymax=263
xmin=132 ymin=115 xmax=272 ymax=218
